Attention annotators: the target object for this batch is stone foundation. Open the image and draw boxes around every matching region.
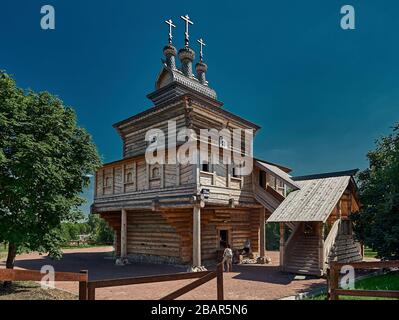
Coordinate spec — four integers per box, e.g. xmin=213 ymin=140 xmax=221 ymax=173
xmin=126 ymin=253 xmax=184 ymax=265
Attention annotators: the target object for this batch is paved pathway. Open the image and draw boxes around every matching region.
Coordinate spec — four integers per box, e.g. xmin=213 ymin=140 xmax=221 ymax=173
xmin=3 ymin=247 xmax=326 ymax=300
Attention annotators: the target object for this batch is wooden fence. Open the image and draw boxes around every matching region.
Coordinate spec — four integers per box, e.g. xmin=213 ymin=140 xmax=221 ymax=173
xmin=0 ymin=268 xmax=89 ymax=300
xmin=328 ymin=260 xmax=399 ymax=300
xmin=1 ymin=263 xmax=224 ymax=300
xmin=86 ymin=263 xmax=224 ymax=300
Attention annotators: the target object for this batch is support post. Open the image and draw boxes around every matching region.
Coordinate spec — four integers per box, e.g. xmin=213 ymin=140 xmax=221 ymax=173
xmin=258 ymin=207 xmax=267 ymax=264
xmin=121 ymin=209 xmax=127 ymax=259
xmin=216 ymin=263 xmax=224 ymax=300
xmin=192 ymin=205 xmax=201 ymax=267
xmin=319 ymin=222 xmax=325 ymax=275
xmin=78 ymin=270 xmax=88 ymax=300
xmin=279 ymin=223 xmax=285 ymax=270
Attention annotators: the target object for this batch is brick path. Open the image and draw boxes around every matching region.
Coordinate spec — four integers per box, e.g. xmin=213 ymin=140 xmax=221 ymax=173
xmin=4 ymin=247 xmax=326 ymax=300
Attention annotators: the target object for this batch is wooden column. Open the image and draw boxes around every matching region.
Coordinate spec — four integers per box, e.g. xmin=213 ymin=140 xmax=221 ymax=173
xmin=279 ymin=223 xmax=285 ymax=270
xmin=259 ymin=207 xmax=266 ymax=259
xmin=121 ymin=209 xmax=127 ymax=258
xmin=319 ymin=222 xmax=325 ymax=275
xmin=192 ymin=205 xmax=202 ymax=267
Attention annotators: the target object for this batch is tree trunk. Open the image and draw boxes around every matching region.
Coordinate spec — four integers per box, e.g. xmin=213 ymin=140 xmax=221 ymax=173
xmin=3 ymin=243 xmax=17 ymax=288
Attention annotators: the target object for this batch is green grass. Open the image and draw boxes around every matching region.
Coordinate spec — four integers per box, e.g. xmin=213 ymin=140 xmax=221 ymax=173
xmin=308 ymin=271 xmax=399 ymax=300
xmin=61 ymin=243 xmax=112 ymax=249
xmin=0 ymin=281 xmax=77 ymax=300
xmin=364 ymin=247 xmax=378 ymax=259
xmin=0 ymin=244 xmax=8 ymax=260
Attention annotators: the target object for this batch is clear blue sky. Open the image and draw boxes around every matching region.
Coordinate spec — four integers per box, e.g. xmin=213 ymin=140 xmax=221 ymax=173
xmin=1 ymin=1 xmax=398 ymax=214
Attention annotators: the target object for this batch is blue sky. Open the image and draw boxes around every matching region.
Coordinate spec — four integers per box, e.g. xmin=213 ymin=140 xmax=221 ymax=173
xmin=1 ymin=1 xmax=398 ymax=214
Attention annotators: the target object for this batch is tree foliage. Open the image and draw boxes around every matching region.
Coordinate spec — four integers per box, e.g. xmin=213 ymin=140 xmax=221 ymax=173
xmin=351 ymin=123 xmax=399 ymax=260
xmin=58 ymin=214 xmax=114 ymax=246
xmin=0 ymin=72 xmax=101 ymax=261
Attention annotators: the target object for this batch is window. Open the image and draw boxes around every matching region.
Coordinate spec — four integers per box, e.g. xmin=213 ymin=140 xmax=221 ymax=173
xmin=219 ymin=136 xmax=228 ymax=149
xmin=259 ymin=171 xmax=266 ymax=188
xmin=105 ymin=177 xmax=112 ymax=187
xmin=266 ymin=174 xmax=276 ymax=189
xmin=232 ymin=166 xmax=239 ymax=178
xmin=126 ymin=172 xmax=133 ymax=183
xmin=152 ymin=166 xmax=160 ymax=179
xmin=201 ymin=163 xmax=210 ymax=172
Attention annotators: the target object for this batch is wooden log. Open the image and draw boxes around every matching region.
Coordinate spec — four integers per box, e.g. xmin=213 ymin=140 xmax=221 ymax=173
xmin=216 ymin=263 xmax=224 ymax=300
xmin=160 ymin=272 xmax=217 ymax=300
xmin=89 ymin=271 xmax=211 ymax=289
xmin=334 ymin=289 xmax=399 ymax=299
xmin=78 ymin=270 xmax=88 ymax=300
xmin=121 ymin=209 xmax=127 ymax=258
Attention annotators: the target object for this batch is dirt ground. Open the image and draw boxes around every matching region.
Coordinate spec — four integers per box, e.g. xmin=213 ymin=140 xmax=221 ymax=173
xmin=1 ymin=247 xmax=326 ymax=300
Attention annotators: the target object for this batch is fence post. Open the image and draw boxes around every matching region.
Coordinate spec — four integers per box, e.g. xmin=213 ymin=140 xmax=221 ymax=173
xmin=326 ymin=267 xmax=330 ymax=300
xmin=216 ymin=263 xmax=224 ymax=300
xmin=88 ymin=283 xmax=96 ymax=300
xmin=329 ymin=262 xmax=339 ymax=300
xmin=79 ymin=270 xmax=88 ymax=301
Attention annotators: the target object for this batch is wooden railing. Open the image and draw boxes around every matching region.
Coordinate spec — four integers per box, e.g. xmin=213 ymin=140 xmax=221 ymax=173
xmin=0 ymin=268 xmax=89 ymax=300
xmin=328 ymin=260 xmax=399 ymax=300
xmin=324 ymin=219 xmax=341 ymax=267
xmin=87 ymin=263 xmax=224 ymax=300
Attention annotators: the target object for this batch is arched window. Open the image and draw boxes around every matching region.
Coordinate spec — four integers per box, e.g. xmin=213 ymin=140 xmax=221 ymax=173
xmin=126 ymin=172 xmax=133 ymax=183
xmin=219 ymin=136 xmax=228 ymax=149
xmin=152 ymin=166 xmax=160 ymax=179
xmin=105 ymin=177 xmax=112 ymax=187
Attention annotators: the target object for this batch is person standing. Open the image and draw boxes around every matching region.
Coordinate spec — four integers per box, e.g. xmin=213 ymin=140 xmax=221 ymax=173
xmin=223 ymin=244 xmax=233 ymax=272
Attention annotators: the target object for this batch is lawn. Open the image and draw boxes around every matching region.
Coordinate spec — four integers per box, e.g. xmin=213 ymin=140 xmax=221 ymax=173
xmin=0 ymin=281 xmax=77 ymax=300
xmin=308 ymin=271 xmax=399 ymax=300
xmin=364 ymin=247 xmax=378 ymax=259
xmin=0 ymin=244 xmax=8 ymax=261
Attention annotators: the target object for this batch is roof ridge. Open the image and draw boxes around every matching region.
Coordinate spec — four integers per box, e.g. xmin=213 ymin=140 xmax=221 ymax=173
xmin=292 ymin=169 xmax=359 ymax=181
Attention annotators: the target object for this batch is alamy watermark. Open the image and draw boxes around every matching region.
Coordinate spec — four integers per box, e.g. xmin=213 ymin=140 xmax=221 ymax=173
xmin=145 ymin=121 xmax=254 ymax=176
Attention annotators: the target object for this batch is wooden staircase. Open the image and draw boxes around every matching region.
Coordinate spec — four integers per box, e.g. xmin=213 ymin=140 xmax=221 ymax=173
xmin=285 ymin=234 xmax=322 ymax=276
xmin=328 ymin=234 xmax=363 ymax=264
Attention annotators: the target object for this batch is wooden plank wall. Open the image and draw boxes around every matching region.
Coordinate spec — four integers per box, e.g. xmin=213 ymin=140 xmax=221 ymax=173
xmin=101 ymin=208 xmax=260 ymax=264
xmin=123 ymin=114 xmax=187 ymax=158
xmin=126 ymin=210 xmax=182 ymax=261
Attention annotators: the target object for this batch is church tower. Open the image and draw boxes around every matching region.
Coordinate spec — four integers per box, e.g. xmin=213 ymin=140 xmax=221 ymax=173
xmin=92 ymin=15 xmax=294 ymax=269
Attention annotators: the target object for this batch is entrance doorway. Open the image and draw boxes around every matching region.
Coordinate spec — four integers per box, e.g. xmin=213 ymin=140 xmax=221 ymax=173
xmin=219 ymin=229 xmax=230 ymax=249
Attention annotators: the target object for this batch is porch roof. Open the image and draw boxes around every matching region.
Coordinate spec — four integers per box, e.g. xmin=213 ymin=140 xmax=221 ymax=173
xmin=267 ymin=170 xmax=358 ymax=223
xmin=254 ymin=161 xmax=301 ymax=190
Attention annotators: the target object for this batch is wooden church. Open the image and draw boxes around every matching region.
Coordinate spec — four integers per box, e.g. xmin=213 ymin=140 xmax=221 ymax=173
xmin=91 ymin=15 xmax=363 ymax=276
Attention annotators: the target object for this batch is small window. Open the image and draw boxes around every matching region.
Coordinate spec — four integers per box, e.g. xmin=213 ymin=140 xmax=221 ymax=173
xmin=105 ymin=177 xmax=112 ymax=187
xmin=126 ymin=172 xmax=133 ymax=183
xmin=201 ymin=163 xmax=210 ymax=172
xmin=219 ymin=136 xmax=228 ymax=149
xmin=232 ymin=166 xmax=239 ymax=178
xmin=259 ymin=171 xmax=266 ymax=188
xmin=152 ymin=166 xmax=160 ymax=179
xmin=267 ymin=174 xmax=276 ymax=189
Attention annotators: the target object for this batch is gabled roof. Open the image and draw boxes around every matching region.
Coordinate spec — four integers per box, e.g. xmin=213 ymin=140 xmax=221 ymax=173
xmin=255 ymin=160 xmax=300 ymax=190
xmin=267 ymin=169 xmax=358 ymax=223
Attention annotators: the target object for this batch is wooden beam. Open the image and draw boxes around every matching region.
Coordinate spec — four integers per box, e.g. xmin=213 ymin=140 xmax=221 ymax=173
xmin=319 ymin=222 xmax=325 ymax=274
xmin=193 ymin=205 xmax=202 ymax=267
xmin=279 ymin=223 xmax=285 ymax=270
xmin=160 ymin=272 xmax=216 ymax=300
xmin=259 ymin=207 xmax=266 ymax=258
xmin=334 ymin=289 xmax=399 ymax=299
xmin=121 ymin=209 xmax=127 ymax=258
xmin=89 ymin=271 xmax=211 ymax=289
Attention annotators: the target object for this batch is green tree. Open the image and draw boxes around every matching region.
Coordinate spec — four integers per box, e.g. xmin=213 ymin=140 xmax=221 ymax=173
xmin=351 ymin=123 xmax=399 ymax=260
xmin=0 ymin=72 xmax=101 ymax=278
xmin=87 ymin=214 xmax=114 ymax=244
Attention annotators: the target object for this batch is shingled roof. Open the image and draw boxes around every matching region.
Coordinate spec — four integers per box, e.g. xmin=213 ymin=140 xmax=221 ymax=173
xmin=267 ymin=169 xmax=358 ymax=223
